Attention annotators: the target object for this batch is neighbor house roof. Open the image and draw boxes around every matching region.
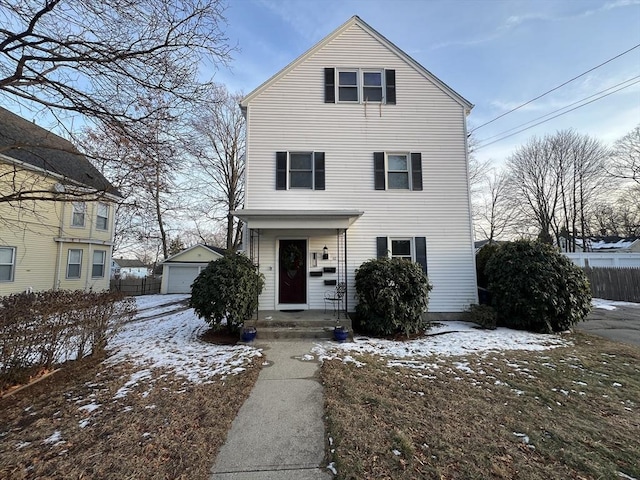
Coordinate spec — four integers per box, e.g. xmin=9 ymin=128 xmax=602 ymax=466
xmin=161 ymin=243 xmax=227 ymax=264
xmin=0 ymin=106 xmax=119 ymax=196
xmin=113 ymin=258 xmax=147 ymax=268
xmin=577 ymin=236 xmax=640 ymax=251
xmin=240 ymin=15 xmax=473 ymax=111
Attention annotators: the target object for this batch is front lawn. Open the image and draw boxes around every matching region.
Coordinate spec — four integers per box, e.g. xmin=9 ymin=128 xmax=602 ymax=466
xmin=0 ymin=296 xmax=262 ymax=479
xmin=319 ymin=327 xmax=640 ymax=479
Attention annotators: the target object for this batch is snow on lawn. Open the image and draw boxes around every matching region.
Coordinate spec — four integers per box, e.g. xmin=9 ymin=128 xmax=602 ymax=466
xmin=107 ymin=297 xmax=262 ymax=386
xmin=310 ymin=321 xmax=571 ymax=368
xmin=592 ymin=298 xmax=640 ymax=311
xmin=135 ymin=294 xmax=189 ymax=311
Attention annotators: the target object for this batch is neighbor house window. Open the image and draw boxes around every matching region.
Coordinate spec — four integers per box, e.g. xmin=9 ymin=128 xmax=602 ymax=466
xmin=0 ymin=246 xmax=16 ymax=282
xmin=92 ymin=250 xmax=106 ymax=278
xmin=275 ymin=151 xmax=325 ymax=190
xmin=374 ymin=152 xmax=423 ymax=191
xmin=67 ymin=249 xmax=83 ymax=279
xmin=96 ymin=203 xmax=109 ymax=230
xmin=325 ymin=68 xmax=395 ymax=104
xmin=72 ymin=202 xmax=86 ymax=227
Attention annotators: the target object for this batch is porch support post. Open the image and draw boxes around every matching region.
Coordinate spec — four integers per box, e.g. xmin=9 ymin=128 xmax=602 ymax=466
xmin=344 ymin=228 xmax=348 ymax=315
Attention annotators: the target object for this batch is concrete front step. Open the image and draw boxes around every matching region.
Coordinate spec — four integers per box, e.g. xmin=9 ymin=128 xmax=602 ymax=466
xmin=246 ymin=310 xmax=353 ymax=341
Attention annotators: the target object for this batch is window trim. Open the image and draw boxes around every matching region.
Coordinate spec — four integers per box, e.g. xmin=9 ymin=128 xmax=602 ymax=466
xmin=337 ymin=69 xmax=359 ymax=103
xmin=71 ymin=202 xmax=86 ymax=228
xmin=66 ymin=249 xmax=83 ymax=279
xmin=362 ymin=70 xmax=383 ymax=103
xmin=390 ymin=238 xmax=414 ymax=261
xmin=92 ymin=250 xmax=106 ymax=278
xmin=96 ymin=202 xmax=109 ymax=231
xmin=386 ymin=152 xmax=411 ymax=190
xmin=0 ymin=246 xmax=16 ymax=282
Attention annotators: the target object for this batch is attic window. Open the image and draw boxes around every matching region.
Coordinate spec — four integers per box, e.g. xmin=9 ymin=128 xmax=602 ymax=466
xmin=325 ymin=68 xmax=396 ymax=104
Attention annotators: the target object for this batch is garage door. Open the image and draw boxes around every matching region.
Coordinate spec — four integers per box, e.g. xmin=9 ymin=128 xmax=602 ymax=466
xmin=166 ymin=266 xmax=201 ymax=294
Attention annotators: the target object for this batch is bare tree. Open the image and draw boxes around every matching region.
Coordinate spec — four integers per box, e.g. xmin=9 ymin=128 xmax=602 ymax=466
xmin=82 ymin=96 xmax=184 ymax=259
xmin=609 ymin=125 xmax=640 ymax=185
xmin=0 ymin=0 xmax=232 ymax=207
xmin=505 ymin=130 xmax=610 ymax=248
xmin=474 ymin=168 xmax=512 ymax=242
xmin=190 ymin=85 xmax=245 ymax=250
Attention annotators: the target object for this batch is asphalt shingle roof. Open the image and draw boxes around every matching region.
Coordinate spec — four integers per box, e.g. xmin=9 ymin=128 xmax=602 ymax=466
xmin=0 ymin=106 xmax=119 ymax=196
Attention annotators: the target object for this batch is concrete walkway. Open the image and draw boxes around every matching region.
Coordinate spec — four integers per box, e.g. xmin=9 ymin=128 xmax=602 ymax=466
xmin=210 ymin=340 xmax=332 ymax=480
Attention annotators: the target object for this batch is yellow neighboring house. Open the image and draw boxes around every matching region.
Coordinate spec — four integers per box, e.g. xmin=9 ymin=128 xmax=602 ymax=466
xmin=0 ymin=107 xmax=120 ymax=296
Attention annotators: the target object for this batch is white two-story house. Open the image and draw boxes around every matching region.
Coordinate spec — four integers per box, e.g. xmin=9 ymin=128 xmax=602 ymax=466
xmin=233 ymin=16 xmax=477 ymax=317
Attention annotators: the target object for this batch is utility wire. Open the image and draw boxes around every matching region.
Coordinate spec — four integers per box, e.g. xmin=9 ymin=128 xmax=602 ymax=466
xmin=474 ymin=79 xmax=640 ymax=150
xmin=477 ymin=75 xmax=640 ymax=144
xmin=470 ymin=43 xmax=640 ymax=133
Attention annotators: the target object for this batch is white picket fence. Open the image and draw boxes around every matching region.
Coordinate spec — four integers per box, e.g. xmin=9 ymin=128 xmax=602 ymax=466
xmin=564 ymin=252 xmax=640 ymax=268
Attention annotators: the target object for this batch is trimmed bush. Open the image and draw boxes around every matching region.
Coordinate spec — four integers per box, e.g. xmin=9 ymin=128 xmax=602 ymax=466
xmin=190 ymin=253 xmax=264 ymax=334
xmin=466 ymin=304 xmax=497 ymax=330
xmin=485 ymin=240 xmax=591 ymax=333
xmin=355 ymin=258 xmax=432 ymax=337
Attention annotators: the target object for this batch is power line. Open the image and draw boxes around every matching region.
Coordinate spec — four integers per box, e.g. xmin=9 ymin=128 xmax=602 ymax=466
xmin=477 ymin=75 xmax=640 ymax=144
xmin=474 ymin=79 xmax=640 ymax=151
xmin=470 ymin=43 xmax=640 ymax=133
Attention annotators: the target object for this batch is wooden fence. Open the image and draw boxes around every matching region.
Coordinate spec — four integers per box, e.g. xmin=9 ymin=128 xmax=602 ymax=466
xmin=110 ymin=277 xmax=161 ymax=296
xmin=583 ymin=267 xmax=640 ymax=302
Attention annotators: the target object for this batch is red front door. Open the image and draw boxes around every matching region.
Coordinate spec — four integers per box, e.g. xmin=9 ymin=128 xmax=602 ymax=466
xmin=278 ymin=239 xmax=307 ymax=305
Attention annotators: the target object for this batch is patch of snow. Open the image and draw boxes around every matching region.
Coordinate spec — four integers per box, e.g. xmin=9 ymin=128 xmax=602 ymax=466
xmin=613 ymin=382 xmax=623 ymax=387
xmin=392 ymin=449 xmax=402 ymax=456
xmin=327 ymin=462 xmax=337 ymax=475
xmin=592 ymin=298 xmax=640 ymax=310
xmin=113 ymin=369 xmax=152 ymax=399
xmin=43 ymin=431 xmax=63 ymax=445
xmin=78 ymin=403 xmax=101 ymax=414
xmin=618 ymin=472 xmax=638 ymax=480
xmin=135 ymin=294 xmax=189 ymax=311
xmin=513 ymin=432 xmax=530 ymax=444
xmin=311 ymin=322 xmax=569 ymax=367
xmin=107 ymin=307 xmax=262 ymax=384
xmin=15 ymin=441 xmax=31 ymax=450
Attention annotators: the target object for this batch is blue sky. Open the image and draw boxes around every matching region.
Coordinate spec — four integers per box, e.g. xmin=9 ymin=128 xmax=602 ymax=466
xmin=216 ymin=0 xmax=640 ymax=166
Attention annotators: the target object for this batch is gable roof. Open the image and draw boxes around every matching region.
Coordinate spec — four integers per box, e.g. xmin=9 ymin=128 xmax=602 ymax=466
xmin=578 ymin=236 xmax=640 ymax=251
xmin=0 ymin=106 xmax=119 ymax=196
xmin=161 ymin=243 xmax=227 ymax=264
xmin=240 ymin=15 xmax=473 ymax=111
xmin=113 ymin=258 xmax=147 ymax=268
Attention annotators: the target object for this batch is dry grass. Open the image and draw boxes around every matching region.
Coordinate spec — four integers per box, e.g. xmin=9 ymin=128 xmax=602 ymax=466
xmin=321 ymin=332 xmax=640 ymax=480
xmin=0 ymin=352 xmax=261 ymax=479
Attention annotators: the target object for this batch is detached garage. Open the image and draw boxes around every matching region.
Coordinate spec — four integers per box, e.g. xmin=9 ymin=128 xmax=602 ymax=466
xmin=160 ymin=244 xmax=225 ymax=294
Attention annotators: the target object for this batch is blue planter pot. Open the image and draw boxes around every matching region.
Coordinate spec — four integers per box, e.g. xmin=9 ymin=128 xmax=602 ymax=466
xmin=333 ymin=327 xmax=349 ymax=342
xmin=241 ymin=328 xmax=257 ymax=342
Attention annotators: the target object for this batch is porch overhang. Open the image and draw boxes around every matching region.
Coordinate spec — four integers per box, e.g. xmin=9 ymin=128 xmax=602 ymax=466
xmin=232 ymin=209 xmax=363 ymax=230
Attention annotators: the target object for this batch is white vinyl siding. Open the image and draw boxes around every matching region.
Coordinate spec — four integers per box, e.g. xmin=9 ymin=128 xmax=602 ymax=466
xmin=243 ymin=22 xmax=476 ymax=312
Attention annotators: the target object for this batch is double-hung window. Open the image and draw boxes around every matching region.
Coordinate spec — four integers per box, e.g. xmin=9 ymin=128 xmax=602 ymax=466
xmin=376 ymin=236 xmax=428 ymax=273
xmin=276 ymin=151 xmax=325 ymax=190
xmin=337 ymin=70 xmax=358 ymax=102
xmin=67 ymin=249 xmax=83 ymax=279
xmin=96 ymin=203 xmax=109 ymax=230
xmin=0 ymin=246 xmax=16 ymax=282
xmin=363 ymin=71 xmax=383 ymax=102
xmin=72 ymin=202 xmax=86 ymax=227
xmin=92 ymin=250 xmax=106 ymax=278
xmin=374 ymin=152 xmax=423 ymax=191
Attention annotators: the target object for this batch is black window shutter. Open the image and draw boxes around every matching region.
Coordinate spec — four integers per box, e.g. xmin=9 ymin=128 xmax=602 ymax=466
xmin=276 ymin=151 xmax=287 ymax=190
xmin=415 ymin=237 xmax=427 ymax=274
xmin=314 ymin=152 xmax=325 ymax=190
xmin=324 ymin=68 xmax=335 ymax=103
xmin=385 ymin=69 xmax=396 ymax=104
xmin=411 ymin=152 xmax=423 ymax=191
xmin=374 ymin=152 xmax=385 ymax=190
xmin=376 ymin=237 xmax=388 ymax=258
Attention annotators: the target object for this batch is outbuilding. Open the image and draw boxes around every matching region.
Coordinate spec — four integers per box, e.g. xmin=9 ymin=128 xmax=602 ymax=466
xmin=160 ymin=244 xmax=225 ymax=294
